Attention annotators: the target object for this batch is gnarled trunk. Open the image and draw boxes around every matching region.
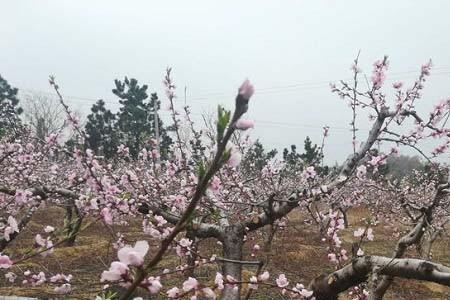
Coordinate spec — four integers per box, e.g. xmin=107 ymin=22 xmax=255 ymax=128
xmin=263 ymin=223 xmax=277 ymax=252
xmin=184 ymin=230 xmax=199 ymax=278
xmin=418 ymin=227 xmax=443 ymax=260
xmin=221 ymin=224 xmax=244 ymax=300
xmin=63 ymin=202 xmax=83 ymax=247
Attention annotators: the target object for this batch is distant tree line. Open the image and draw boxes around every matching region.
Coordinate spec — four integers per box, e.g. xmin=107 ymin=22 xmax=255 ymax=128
xmin=82 ymin=77 xmax=172 ymax=159
xmin=0 ymin=74 xmax=173 ymax=160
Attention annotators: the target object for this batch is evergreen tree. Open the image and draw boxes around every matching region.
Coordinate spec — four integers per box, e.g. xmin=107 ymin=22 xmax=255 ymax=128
xmin=113 ymin=77 xmax=171 ymax=159
xmin=299 ymin=136 xmax=322 ymax=165
xmin=85 ymin=99 xmax=119 ymax=159
xmin=283 ymin=136 xmax=328 ymax=175
xmin=283 ymin=144 xmax=302 ymax=169
xmin=242 ymin=140 xmax=277 ymax=175
xmin=0 ymin=75 xmax=22 ymax=136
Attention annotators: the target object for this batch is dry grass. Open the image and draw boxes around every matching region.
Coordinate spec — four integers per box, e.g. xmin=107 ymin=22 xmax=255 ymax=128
xmin=1 ymin=206 xmax=450 ymax=299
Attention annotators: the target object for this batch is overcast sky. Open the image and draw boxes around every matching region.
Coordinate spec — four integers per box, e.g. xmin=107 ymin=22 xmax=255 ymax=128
xmin=1 ymin=1 xmax=450 ymax=163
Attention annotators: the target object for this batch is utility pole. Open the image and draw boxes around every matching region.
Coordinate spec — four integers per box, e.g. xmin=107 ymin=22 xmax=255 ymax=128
xmin=154 ymin=99 xmax=161 ymax=164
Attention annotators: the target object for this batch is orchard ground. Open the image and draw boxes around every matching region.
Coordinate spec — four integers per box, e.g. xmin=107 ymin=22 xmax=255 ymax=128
xmin=1 ymin=206 xmax=449 ymax=300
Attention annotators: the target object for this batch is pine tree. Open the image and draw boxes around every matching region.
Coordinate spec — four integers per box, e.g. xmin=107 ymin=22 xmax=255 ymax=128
xmin=242 ymin=140 xmax=277 ymax=175
xmin=283 ymin=136 xmax=328 ymax=175
xmin=283 ymin=144 xmax=302 ymax=172
xmin=113 ymin=77 xmax=171 ymax=159
xmin=85 ymin=99 xmax=119 ymax=159
xmin=299 ymin=136 xmax=322 ymax=166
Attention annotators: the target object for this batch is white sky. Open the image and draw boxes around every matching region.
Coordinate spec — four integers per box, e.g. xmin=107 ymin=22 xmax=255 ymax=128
xmin=1 ymin=0 xmax=450 ymax=163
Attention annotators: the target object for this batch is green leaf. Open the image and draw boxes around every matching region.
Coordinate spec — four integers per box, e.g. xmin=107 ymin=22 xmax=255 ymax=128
xmin=197 ymin=159 xmax=206 ymax=180
xmin=120 ymin=192 xmax=132 ymax=201
xmin=217 ymin=105 xmax=231 ymax=143
xmin=220 ymin=148 xmax=232 ymax=166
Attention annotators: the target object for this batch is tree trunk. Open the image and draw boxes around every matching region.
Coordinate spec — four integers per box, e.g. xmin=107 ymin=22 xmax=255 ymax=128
xmin=63 ymin=203 xmax=83 ymax=247
xmin=184 ymin=230 xmax=198 ymax=278
xmin=339 ymin=207 xmax=349 ymax=228
xmin=221 ymin=225 xmax=244 ymax=300
xmin=263 ymin=224 xmax=277 ymax=252
xmin=419 ymin=229 xmax=440 ymax=260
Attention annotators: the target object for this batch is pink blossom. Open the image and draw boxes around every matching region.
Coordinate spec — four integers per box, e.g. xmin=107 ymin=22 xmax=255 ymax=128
xmin=44 ymin=226 xmax=55 ymax=233
xmin=151 ymin=149 xmax=160 ymax=159
xmin=300 ymin=288 xmax=314 ymax=297
xmin=368 ymin=155 xmax=386 ymax=167
xmin=276 ymin=274 xmax=289 ymax=288
xmin=179 ymin=238 xmax=192 ymax=248
xmin=340 ymin=249 xmax=348 ymax=261
xmin=371 ymin=58 xmax=388 ymax=89
xmin=328 ymin=253 xmax=338 ymax=263
xmin=5 ymin=272 xmax=16 ymax=282
xmin=323 ymin=126 xmax=330 ymax=137
xmin=50 ymin=273 xmax=72 ymax=283
xmin=154 ymin=215 xmax=167 ymax=227
xmin=229 ymin=152 xmax=242 ymax=167
xmin=301 ymin=166 xmax=316 ymax=180
xmin=101 ymin=207 xmax=113 ymax=225
xmin=15 ymin=189 xmax=31 ymax=204
xmin=146 ymin=276 xmax=162 ymax=294
xmin=366 ymin=228 xmax=374 ymax=241
xmin=24 ymin=271 xmax=46 ymax=286
xmin=209 ymin=176 xmax=221 ymax=191
xmin=101 ymin=261 xmax=129 ymax=282
xmin=234 ymin=119 xmax=255 ymax=130
xmin=228 ymin=150 xmax=242 ymax=168
xmin=258 ymin=271 xmax=270 ymax=281
xmin=354 ymin=228 xmax=365 ymax=237
xmin=35 ymin=234 xmax=46 ymax=247
xmin=3 ymin=227 xmax=13 ymax=242
xmin=356 ymin=165 xmax=367 ymax=179
xmin=167 ymin=287 xmax=180 ymax=298
xmin=0 ymin=254 xmax=13 ymax=269
xmin=176 ymin=238 xmax=193 ymax=257
xmin=118 ymin=241 xmax=149 ymax=266
xmin=238 ymin=79 xmax=255 ymax=100
xmin=226 ymin=274 xmax=237 ymax=283
xmin=4 ymin=216 xmax=19 ymax=241
xmin=432 ymin=142 xmax=449 ymax=156
xmin=393 ymin=82 xmax=403 ymax=89
xmin=54 ymin=283 xmax=71 ymax=294
xmin=45 ymin=133 xmax=58 ymax=146
xmin=183 ymin=277 xmax=198 ymax=291
xmin=421 ymin=60 xmax=432 ymax=76
xmin=215 ymin=272 xmax=224 ymax=289
xmin=8 ymin=216 xmax=19 ymax=232
xmin=117 ymin=144 xmax=130 ymax=156
xmin=390 ymin=146 xmax=399 ymax=154
xmin=248 ymin=276 xmax=258 ymax=290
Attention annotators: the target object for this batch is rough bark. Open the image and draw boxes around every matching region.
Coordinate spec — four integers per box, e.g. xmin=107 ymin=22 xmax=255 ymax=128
xmin=419 ymin=229 xmax=440 ymax=260
xmin=310 ymin=255 xmax=450 ymax=300
xmin=263 ymin=223 xmax=277 ymax=252
xmin=63 ymin=201 xmax=83 ymax=247
xmin=221 ymin=224 xmax=245 ymax=300
xmin=369 ymin=179 xmax=449 ymax=300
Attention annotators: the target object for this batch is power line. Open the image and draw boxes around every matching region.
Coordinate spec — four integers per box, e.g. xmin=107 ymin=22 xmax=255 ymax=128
xmin=17 ymin=68 xmax=450 ymax=106
xmin=181 ymin=66 xmax=450 ymax=97
xmin=15 ymin=69 xmax=450 ymax=132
